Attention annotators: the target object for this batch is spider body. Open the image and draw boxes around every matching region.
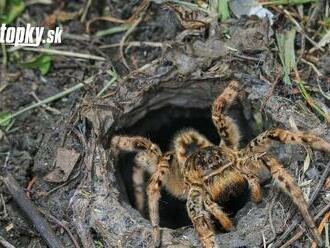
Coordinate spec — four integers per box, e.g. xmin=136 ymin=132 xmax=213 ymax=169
xmin=111 ymin=80 xmax=330 ymax=248
xmin=185 ymin=146 xmax=249 ymax=202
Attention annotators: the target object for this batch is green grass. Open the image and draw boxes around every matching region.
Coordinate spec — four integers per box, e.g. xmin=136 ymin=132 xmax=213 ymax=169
xmin=21 ymin=53 xmax=52 ymax=76
xmin=276 ymin=28 xmax=296 ymax=85
xmin=218 ymin=0 xmax=230 ymax=21
xmin=0 ymin=0 xmax=25 ymax=24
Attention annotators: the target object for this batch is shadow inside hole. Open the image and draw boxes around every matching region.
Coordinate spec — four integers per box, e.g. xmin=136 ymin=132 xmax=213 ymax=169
xmin=116 ymin=105 xmax=256 ymax=229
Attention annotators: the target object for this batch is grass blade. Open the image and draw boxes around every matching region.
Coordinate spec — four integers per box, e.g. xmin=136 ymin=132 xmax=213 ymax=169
xmin=218 ymin=0 xmax=230 ymax=20
xmin=276 ymin=28 xmax=296 ymax=85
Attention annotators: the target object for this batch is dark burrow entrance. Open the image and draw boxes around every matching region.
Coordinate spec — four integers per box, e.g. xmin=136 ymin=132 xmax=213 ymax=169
xmin=116 ymin=104 xmax=257 ymax=229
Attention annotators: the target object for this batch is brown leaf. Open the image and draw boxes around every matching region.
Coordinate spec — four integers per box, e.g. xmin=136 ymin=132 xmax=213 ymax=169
xmin=44 ymin=148 xmax=80 ymax=183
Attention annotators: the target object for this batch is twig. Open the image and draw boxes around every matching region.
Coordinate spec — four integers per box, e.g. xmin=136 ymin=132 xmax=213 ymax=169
xmin=25 ymin=0 xmax=52 ymax=5
xmin=38 ymin=209 xmax=81 ymax=248
xmin=279 ymin=226 xmax=305 ymax=248
xmin=0 ymin=82 xmax=8 ymax=93
xmin=40 ymin=171 xmax=81 ymax=197
xmin=279 ymin=203 xmax=330 ymax=248
xmin=308 ymin=161 xmax=330 ymax=206
xmin=97 ymin=70 xmax=118 ymax=97
xmin=262 ymin=231 xmax=267 ymax=248
xmin=0 ymin=76 xmax=94 ymax=126
xmin=26 ymin=176 xmax=37 ymax=199
xmin=260 ymin=73 xmax=281 ymax=112
xmin=0 ymin=193 xmax=8 ymax=219
xmin=80 ymin=0 xmax=92 ymax=22
xmin=1 ymin=173 xmax=65 ymax=248
xmin=99 ymin=41 xmax=166 ymax=49
xmin=3 ymin=152 xmax=10 ymax=168
xmin=168 ymin=0 xmax=209 ymax=13
xmin=300 ymin=58 xmax=323 ymax=77
xmin=7 ymin=47 xmax=105 ymax=61
xmin=318 ymin=81 xmax=330 ymax=101
xmin=95 ymin=24 xmax=130 ymax=38
xmin=266 ymin=191 xmax=279 ymax=245
xmin=274 ymin=162 xmax=330 ymax=247
xmin=0 ymin=236 xmax=16 ymax=248
xmin=30 ymin=92 xmax=61 ymax=115
xmin=1 ymin=42 xmax=7 ymax=65
xmin=311 ymin=212 xmax=330 ymax=248
xmin=86 ymin=16 xmax=127 ymax=33
xmin=233 ymin=53 xmax=261 ymax=62
xmin=282 ymin=8 xmax=324 ymax=52
xmin=120 ymin=17 xmax=143 ymax=70
xmin=307 ymin=0 xmax=326 ymax=27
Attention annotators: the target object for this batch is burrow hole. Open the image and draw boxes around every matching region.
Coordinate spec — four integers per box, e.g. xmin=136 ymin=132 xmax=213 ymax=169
xmin=115 ymin=103 xmax=258 ymax=229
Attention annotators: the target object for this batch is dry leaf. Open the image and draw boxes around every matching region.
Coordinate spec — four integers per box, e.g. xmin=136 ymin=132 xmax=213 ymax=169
xmin=44 ymin=148 xmax=80 ymax=183
xmin=289 ymin=115 xmax=298 ymax=131
xmin=303 ymin=152 xmax=311 ymax=173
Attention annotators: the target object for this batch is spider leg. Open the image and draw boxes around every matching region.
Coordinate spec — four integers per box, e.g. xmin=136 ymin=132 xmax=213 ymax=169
xmin=244 ymin=128 xmax=330 ymax=153
xmin=173 ymin=129 xmax=212 ymax=168
xmin=187 ymin=187 xmax=217 ymax=248
xmin=245 ymin=176 xmax=263 ymax=203
xmin=262 ymin=155 xmax=322 ymax=246
xmin=212 ymin=80 xmax=241 ymax=148
xmin=146 ymin=153 xmax=171 ymax=247
xmin=204 ymin=193 xmax=234 ymax=231
xmin=132 ymin=164 xmax=145 ymax=212
xmin=111 ymin=135 xmax=161 ymax=155
xmin=111 ymin=136 xmax=162 ymax=213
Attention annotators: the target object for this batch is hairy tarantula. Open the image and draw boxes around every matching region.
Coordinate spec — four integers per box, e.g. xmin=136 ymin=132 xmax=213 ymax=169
xmin=111 ymin=80 xmax=329 ymax=248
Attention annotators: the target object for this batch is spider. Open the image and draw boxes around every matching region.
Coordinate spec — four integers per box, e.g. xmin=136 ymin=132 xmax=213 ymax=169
xmin=111 ymin=80 xmax=329 ymax=248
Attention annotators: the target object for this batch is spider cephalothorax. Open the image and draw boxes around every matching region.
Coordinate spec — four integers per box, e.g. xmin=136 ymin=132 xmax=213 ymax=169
xmin=111 ymin=80 xmax=329 ymax=248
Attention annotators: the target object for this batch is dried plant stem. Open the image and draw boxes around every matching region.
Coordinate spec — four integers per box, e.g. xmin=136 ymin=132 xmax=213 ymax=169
xmin=2 ymin=173 xmax=64 ymax=248
xmin=0 ymin=76 xmax=94 ymax=126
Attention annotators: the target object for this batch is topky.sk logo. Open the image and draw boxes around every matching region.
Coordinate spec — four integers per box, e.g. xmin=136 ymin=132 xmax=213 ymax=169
xmin=0 ymin=23 xmax=63 ymax=47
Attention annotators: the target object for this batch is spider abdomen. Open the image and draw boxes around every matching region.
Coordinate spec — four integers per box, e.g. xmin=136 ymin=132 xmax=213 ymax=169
xmin=205 ymin=169 xmax=247 ymax=202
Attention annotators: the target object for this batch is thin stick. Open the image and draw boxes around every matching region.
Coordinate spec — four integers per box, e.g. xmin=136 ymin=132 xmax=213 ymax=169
xmin=275 ymin=162 xmax=330 ymax=247
xmin=266 ymin=191 xmax=279 ymax=245
xmin=99 ymin=41 xmax=165 ymax=49
xmin=318 ymin=81 xmax=330 ymax=101
xmin=97 ymin=70 xmax=118 ymax=97
xmin=282 ymin=8 xmax=324 ymax=52
xmin=95 ymin=24 xmax=130 ymax=38
xmin=1 ymin=173 xmax=65 ymax=248
xmin=300 ymin=58 xmax=323 ymax=77
xmin=0 ymin=193 xmax=8 ymax=219
xmin=1 ymin=42 xmax=7 ymax=65
xmin=26 ymin=176 xmax=37 ymax=199
xmin=39 ymin=209 xmax=81 ymax=248
xmin=80 ymin=0 xmax=92 ymax=22
xmin=0 ymin=76 xmax=94 ymax=126
xmin=120 ymin=17 xmax=142 ymax=70
xmin=30 ymin=92 xmax=61 ymax=115
xmin=279 ymin=226 xmax=305 ymax=248
xmin=311 ymin=212 xmax=330 ymax=248
xmin=308 ymin=161 xmax=330 ymax=206
xmin=0 ymin=236 xmax=16 ymax=248
xmin=279 ymin=204 xmax=330 ymax=248
xmin=7 ymin=47 xmax=105 ymax=61
xmin=169 ymin=0 xmax=209 ymax=13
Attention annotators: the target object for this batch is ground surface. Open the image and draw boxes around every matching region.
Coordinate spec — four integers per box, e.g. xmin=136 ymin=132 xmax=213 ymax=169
xmin=0 ymin=1 xmax=329 ymax=248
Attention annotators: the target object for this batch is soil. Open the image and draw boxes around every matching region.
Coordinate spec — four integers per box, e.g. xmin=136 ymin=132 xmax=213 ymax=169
xmin=0 ymin=1 xmax=329 ymax=248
